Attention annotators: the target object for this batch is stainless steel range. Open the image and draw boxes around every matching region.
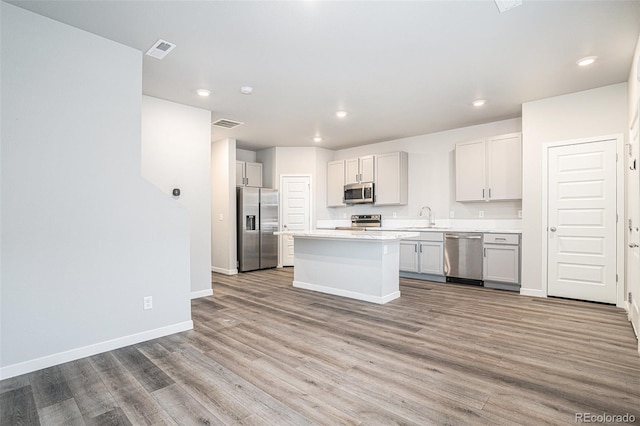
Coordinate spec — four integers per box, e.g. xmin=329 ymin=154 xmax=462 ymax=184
xmin=335 ymin=214 xmax=382 ymax=230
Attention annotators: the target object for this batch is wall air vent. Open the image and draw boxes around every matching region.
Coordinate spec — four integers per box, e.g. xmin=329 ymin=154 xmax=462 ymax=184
xmin=212 ymin=119 xmax=244 ymax=129
xmin=145 ymin=39 xmax=176 ymax=60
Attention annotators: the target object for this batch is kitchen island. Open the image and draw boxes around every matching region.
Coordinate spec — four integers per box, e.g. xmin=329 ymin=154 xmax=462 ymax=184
xmin=274 ymin=229 xmax=419 ymax=304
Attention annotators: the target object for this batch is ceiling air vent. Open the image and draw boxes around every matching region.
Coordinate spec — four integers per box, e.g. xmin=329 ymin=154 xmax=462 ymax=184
xmin=212 ymin=119 xmax=244 ymax=129
xmin=145 ymin=39 xmax=176 ymax=60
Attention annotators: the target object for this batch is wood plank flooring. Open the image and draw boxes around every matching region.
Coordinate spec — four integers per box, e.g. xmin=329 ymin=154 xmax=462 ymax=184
xmin=2 ymin=268 xmax=639 ymax=425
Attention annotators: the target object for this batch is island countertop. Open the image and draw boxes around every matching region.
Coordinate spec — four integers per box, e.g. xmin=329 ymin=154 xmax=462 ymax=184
xmin=274 ymin=229 xmax=420 ymax=240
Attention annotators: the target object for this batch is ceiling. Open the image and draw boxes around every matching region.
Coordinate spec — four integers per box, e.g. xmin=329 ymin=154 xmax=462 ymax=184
xmin=9 ymin=1 xmax=640 ymax=151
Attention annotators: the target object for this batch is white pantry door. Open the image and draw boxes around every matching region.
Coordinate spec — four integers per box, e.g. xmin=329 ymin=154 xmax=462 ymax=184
xmin=628 ymin=109 xmax=640 ymax=338
xmin=280 ymin=175 xmax=311 ymax=267
xmin=547 ymin=139 xmax=617 ymax=304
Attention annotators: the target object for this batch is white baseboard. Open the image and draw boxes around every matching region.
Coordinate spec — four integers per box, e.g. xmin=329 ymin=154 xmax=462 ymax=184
xmin=0 ymin=320 xmax=193 ymax=380
xmin=519 ymin=288 xmax=547 ymax=298
xmin=211 ymin=266 xmax=238 ymax=275
xmin=191 ymin=288 xmax=213 ymax=299
xmin=293 ymin=280 xmax=400 ymax=304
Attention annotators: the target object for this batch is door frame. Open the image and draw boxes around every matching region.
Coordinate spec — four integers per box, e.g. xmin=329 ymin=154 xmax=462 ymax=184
xmin=627 ymin=102 xmax=640 ymax=341
xmin=541 ymin=134 xmax=625 ymax=307
xmin=278 ymin=174 xmax=312 ymax=268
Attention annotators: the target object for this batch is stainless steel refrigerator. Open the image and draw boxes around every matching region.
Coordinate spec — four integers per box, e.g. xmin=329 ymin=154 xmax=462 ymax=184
xmin=237 ymin=187 xmax=279 ymax=272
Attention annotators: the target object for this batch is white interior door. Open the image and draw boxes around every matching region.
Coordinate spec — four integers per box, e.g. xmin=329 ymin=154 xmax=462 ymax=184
xmin=628 ymin=109 xmax=640 ymax=337
xmin=280 ymin=175 xmax=311 ymax=267
xmin=547 ymin=139 xmax=617 ymax=304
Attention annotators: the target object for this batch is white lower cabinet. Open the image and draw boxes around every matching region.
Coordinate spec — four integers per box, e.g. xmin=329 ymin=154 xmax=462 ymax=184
xmin=399 ymin=241 xmax=419 ymax=272
xmin=418 ymin=241 xmax=444 ymax=275
xmin=483 ymin=233 xmax=520 ymax=288
xmin=399 ymin=233 xmax=444 ymax=276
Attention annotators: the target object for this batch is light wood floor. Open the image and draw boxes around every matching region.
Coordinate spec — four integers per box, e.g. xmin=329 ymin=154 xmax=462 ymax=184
xmin=2 ymin=268 xmax=639 ymax=425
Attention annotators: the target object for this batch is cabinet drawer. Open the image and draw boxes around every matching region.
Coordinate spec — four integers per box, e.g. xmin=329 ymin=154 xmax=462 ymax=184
xmin=484 ymin=233 xmax=519 ymax=244
xmin=415 ymin=232 xmax=444 ymax=242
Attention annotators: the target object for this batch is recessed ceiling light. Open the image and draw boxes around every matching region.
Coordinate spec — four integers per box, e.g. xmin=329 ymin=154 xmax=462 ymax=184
xmin=313 ymin=136 xmax=322 ymax=143
xmin=196 ymin=89 xmax=211 ymax=97
xmin=472 ymin=99 xmax=486 ymax=107
xmin=240 ymin=86 xmax=253 ymax=95
xmin=336 ymin=110 xmax=348 ymax=118
xmin=577 ymin=56 xmax=597 ymax=67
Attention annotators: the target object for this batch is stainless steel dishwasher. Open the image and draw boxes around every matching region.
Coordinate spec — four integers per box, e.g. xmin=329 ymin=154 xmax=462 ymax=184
xmin=444 ymin=232 xmax=483 ymax=285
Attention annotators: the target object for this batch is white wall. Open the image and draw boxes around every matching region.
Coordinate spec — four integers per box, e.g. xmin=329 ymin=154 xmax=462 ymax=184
xmin=521 ymin=83 xmax=628 ymax=297
xmin=141 ymin=96 xmax=212 ymax=298
xmin=236 ymin=149 xmax=257 ymax=163
xmin=256 ymin=147 xmax=276 ymax=188
xmin=630 ymin=35 xmax=640 ymax=123
xmin=211 ymin=138 xmax=237 ymax=275
xmin=326 ymin=118 xmax=522 ymax=222
xmin=0 ymin=3 xmax=192 ymax=378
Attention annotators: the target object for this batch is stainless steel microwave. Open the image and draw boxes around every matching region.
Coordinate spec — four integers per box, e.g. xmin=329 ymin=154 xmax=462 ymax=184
xmin=344 ymin=182 xmax=374 ymax=204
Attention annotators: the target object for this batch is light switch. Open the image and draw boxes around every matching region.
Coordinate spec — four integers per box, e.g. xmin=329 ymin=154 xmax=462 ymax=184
xmin=218 ymin=213 xmax=223 ymax=221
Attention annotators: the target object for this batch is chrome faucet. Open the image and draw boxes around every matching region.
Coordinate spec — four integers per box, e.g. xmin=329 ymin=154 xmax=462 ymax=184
xmin=418 ymin=206 xmax=435 ymax=227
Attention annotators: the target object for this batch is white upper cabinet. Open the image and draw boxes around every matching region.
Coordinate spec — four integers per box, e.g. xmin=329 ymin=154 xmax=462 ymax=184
xmin=455 ymin=139 xmax=486 ymax=202
xmin=345 ymin=155 xmax=375 ymax=184
xmin=374 ymin=151 xmax=408 ymax=206
xmin=487 ymin=133 xmax=522 ymax=200
xmin=237 ymin=161 xmax=262 ymax=187
xmin=327 ymin=160 xmax=346 ymax=207
xmin=455 ymin=132 xmax=522 ymax=202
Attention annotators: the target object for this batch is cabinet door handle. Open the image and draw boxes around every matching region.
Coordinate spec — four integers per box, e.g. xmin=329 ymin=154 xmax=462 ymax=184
xmin=414 ymin=245 xmax=417 ymax=253
xmin=483 ymin=247 xmax=486 ymax=257
xmin=482 ymin=189 xmax=485 ymax=198
xmin=489 ymin=188 xmax=492 ymax=198
xmin=419 ymin=245 xmax=422 ymax=253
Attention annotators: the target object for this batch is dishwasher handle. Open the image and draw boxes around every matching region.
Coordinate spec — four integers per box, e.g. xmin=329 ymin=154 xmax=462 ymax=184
xmin=445 ymin=234 xmax=482 ymax=239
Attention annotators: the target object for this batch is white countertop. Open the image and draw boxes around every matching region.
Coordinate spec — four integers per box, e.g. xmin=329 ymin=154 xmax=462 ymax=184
xmin=375 ymin=227 xmax=522 ymax=234
xmin=316 ymin=219 xmax=522 ymax=234
xmin=274 ymin=229 xmax=420 ymax=240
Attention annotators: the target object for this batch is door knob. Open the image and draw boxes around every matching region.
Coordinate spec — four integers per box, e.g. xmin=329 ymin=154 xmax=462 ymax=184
xmin=550 ymin=227 xmax=557 ymax=232
xmin=630 ymin=243 xmax=639 ymax=248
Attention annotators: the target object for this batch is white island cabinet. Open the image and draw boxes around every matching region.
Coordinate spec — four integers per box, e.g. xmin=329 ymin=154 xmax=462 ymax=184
xmin=275 ymin=230 xmax=418 ymax=304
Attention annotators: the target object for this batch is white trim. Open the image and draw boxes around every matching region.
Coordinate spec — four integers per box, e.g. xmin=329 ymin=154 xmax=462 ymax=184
xmin=541 ymin=134 xmax=625 ymax=305
xmin=293 ymin=280 xmax=400 ymax=304
xmin=211 ymin=266 xmax=238 ymax=275
xmin=0 ymin=320 xmax=193 ymax=380
xmin=279 ymin=174 xmax=313 ymax=267
xmin=191 ymin=288 xmax=213 ymax=299
xmin=519 ymin=288 xmax=547 ymax=298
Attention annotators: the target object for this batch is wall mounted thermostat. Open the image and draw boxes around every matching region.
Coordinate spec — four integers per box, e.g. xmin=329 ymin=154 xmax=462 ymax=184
xmin=172 ymin=188 xmax=180 ymax=197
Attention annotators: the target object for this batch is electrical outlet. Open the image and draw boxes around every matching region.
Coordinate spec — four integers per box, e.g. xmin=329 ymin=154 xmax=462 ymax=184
xmin=218 ymin=213 xmax=223 ymax=221
xmin=450 ymin=211 xmax=455 ymax=218
xmin=479 ymin=211 xmax=484 ymax=218
xmin=343 ymin=213 xmax=347 ymax=219
xmin=392 ymin=212 xmax=397 ymax=218
xmin=143 ymin=296 xmax=153 ymax=310
xmin=518 ymin=210 xmax=522 ymax=218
